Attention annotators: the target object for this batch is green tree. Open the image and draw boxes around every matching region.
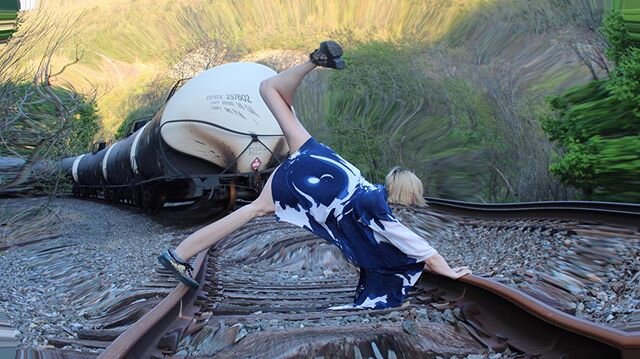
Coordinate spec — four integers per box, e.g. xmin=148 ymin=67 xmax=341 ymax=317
xmin=609 ymin=48 xmax=640 ymax=115
xmin=600 ymin=9 xmax=632 ymax=63
xmin=542 ymin=9 xmax=640 ymax=202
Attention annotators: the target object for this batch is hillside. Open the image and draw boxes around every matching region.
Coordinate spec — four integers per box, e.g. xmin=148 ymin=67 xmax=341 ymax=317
xmin=31 ymin=0 xmax=481 ymax=134
xmin=17 ymin=0 xmax=613 ymax=201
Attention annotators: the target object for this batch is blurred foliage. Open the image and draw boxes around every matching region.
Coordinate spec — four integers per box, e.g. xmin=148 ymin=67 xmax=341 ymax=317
xmin=323 ymin=42 xmax=424 ymax=180
xmin=71 ymin=100 xmax=101 ymax=153
xmin=601 ymin=10 xmax=634 ymax=63
xmin=297 ymin=42 xmax=498 ymax=200
xmin=611 ymin=0 xmax=640 ymax=41
xmin=114 ymin=108 xmax=153 ymax=140
xmin=0 ymin=82 xmax=100 ymax=194
xmin=0 ymin=1 xmax=19 ymax=44
xmin=114 ymin=77 xmax=172 ymax=139
xmin=0 ymin=10 xmax=90 ymax=245
xmin=32 ymin=0 xmax=484 ymax=135
xmin=542 ymin=9 xmax=640 ymax=202
xmin=291 ymin=0 xmax=609 ymax=202
xmin=609 ymin=47 xmax=640 ymax=114
xmin=1 ymin=83 xmax=100 ymax=157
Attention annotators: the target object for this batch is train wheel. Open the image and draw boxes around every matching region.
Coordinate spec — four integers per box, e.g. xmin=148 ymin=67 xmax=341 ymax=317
xmin=142 ymin=189 xmax=154 ymax=212
xmin=132 ymin=187 xmax=143 ymax=208
xmin=225 ymin=181 xmax=237 ymax=211
xmin=142 ymin=189 xmax=165 ymax=213
xmin=152 ymin=193 xmax=166 ymax=213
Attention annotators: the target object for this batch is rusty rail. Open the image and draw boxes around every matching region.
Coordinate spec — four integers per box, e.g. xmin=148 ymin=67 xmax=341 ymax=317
xmin=419 ymin=273 xmax=640 ymax=358
xmin=425 ymin=197 xmax=640 ymax=226
xmin=97 ymin=200 xmax=640 ymax=358
xmin=98 ymin=251 xmax=208 ymax=359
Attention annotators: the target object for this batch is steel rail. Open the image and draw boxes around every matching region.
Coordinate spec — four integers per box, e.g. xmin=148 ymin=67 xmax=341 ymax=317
xmin=96 ymin=199 xmax=639 ymax=358
xmin=97 ymin=251 xmax=208 ymax=359
xmin=420 ymin=273 xmax=640 ymax=358
xmin=425 ymin=197 xmax=640 ymax=226
xmin=425 ymin=198 xmax=640 ymax=212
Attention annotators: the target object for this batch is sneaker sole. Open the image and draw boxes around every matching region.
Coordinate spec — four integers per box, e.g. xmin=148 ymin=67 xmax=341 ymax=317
xmin=321 ymin=41 xmax=343 ymax=58
xmin=157 ymin=254 xmax=200 ymax=289
xmin=333 ymin=58 xmax=346 ymax=70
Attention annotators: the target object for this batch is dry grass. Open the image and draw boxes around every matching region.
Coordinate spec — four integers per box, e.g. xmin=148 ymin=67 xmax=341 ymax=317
xmin=21 ymin=0 xmax=496 ymax=136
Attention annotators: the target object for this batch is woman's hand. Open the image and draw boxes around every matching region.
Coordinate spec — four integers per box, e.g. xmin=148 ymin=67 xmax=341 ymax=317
xmin=424 ymin=254 xmax=472 ymax=280
xmin=448 ymin=266 xmax=472 ymax=279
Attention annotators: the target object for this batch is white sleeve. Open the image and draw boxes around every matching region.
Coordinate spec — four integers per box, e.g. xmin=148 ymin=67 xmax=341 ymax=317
xmin=370 ymin=219 xmax=438 ymax=262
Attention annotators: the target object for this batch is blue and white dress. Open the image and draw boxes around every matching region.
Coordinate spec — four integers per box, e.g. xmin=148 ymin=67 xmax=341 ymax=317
xmin=271 ymin=138 xmax=438 ymax=309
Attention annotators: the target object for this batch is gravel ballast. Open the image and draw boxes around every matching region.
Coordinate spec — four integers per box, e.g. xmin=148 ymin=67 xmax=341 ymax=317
xmin=394 ymin=206 xmax=640 ymax=332
xmin=2 ymin=197 xmax=637 ymax=356
xmin=0 ymin=197 xmax=186 ymax=351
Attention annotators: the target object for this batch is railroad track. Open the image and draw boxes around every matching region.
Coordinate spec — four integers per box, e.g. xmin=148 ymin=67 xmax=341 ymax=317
xmin=16 ymin=200 xmax=639 ymax=358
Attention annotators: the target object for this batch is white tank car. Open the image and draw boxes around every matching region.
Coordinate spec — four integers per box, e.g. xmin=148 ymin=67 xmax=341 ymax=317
xmin=160 ymin=62 xmax=288 ymax=173
xmin=64 ymin=62 xmax=287 ymax=215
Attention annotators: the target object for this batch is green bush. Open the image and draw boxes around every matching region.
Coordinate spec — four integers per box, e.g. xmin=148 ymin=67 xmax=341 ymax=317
xmin=601 ymin=9 xmax=633 ymax=63
xmin=115 ymin=106 xmax=155 ymax=140
xmin=0 ymin=81 xmax=100 ymax=194
xmin=542 ymin=10 xmax=640 ymax=202
xmin=609 ymin=47 xmax=640 ymax=115
xmin=303 ymin=41 xmax=496 ymax=201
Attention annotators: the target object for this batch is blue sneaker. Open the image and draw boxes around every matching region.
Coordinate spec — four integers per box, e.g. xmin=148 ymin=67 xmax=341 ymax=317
xmin=157 ymin=249 xmax=199 ymax=289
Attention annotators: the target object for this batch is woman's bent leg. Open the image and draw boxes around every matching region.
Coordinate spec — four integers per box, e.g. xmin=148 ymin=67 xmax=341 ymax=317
xmin=259 ymin=61 xmax=316 ymax=153
xmin=174 ymin=172 xmax=276 ymax=260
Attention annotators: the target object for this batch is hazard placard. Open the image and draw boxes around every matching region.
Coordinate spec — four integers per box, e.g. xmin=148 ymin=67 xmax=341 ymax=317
xmin=251 ymin=157 xmax=262 ymax=171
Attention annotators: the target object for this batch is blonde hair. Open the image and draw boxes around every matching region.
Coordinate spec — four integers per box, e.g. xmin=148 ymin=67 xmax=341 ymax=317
xmin=385 ymin=166 xmax=426 ymax=207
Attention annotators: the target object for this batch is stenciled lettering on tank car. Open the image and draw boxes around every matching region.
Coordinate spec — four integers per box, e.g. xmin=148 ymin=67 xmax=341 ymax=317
xmin=226 ymin=94 xmax=252 ymax=103
xmin=205 ymin=94 xmax=224 ymax=101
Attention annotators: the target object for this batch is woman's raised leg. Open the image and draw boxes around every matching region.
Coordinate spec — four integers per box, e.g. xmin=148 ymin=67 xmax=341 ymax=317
xmin=259 ymin=61 xmax=316 ymax=153
xmin=259 ymin=40 xmax=345 ymax=153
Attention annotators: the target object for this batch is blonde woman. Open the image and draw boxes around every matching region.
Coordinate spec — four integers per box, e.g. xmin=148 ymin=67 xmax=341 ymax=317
xmin=158 ymin=41 xmax=471 ymax=309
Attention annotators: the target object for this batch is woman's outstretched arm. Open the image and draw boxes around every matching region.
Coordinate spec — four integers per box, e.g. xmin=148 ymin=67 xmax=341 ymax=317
xmin=368 ymin=218 xmax=471 ymax=280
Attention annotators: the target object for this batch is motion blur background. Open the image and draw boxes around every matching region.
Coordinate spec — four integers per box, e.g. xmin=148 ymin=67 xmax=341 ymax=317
xmin=1 ymin=0 xmax=639 ymax=203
